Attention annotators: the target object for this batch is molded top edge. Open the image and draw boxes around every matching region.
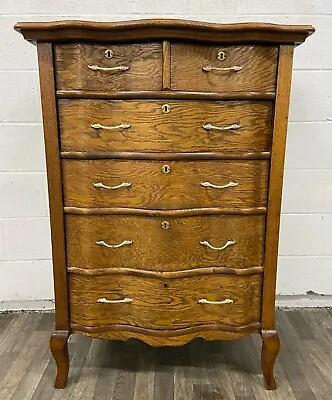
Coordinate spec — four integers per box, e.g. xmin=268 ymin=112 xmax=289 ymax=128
xmin=14 ymin=19 xmax=315 ymax=45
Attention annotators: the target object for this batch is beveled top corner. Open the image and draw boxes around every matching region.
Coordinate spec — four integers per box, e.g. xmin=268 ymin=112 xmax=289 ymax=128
xmin=14 ymin=19 xmax=315 ymax=45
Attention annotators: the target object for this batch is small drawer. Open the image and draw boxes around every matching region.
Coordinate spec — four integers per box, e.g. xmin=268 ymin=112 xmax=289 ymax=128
xmin=62 ymin=159 xmax=269 ymax=209
xmin=55 ymin=43 xmax=163 ymax=91
xmin=58 ymin=99 xmax=273 ymax=153
xmin=65 ymin=214 xmax=266 ymax=271
xmin=171 ymin=44 xmax=278 ymax=92
xmin=69 ymin=272 xmax=262 ymax=330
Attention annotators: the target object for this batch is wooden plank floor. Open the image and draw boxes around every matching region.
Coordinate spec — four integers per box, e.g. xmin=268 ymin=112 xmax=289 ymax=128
xmin=0 ymin=309 xmax=331 ymax=400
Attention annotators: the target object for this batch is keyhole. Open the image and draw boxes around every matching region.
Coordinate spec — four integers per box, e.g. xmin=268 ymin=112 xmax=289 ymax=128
xmin=163 ymin=283 xmax=168 ymax=288
xmin=217 ymin=50 xmax=226 ymax=61
xmin=162 ymin=164 xmax=171 ymax=174
xmin=161 ymin=104 xmax=170 ymax=113
xmin=161 ymin=221 xmax=170 ymax=230
xmin=104 ymin=49 xmax=113 ymax=59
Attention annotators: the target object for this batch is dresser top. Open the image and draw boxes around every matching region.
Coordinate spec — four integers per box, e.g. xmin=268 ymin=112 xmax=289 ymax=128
xmin=15 ymin=19 xmax=314 ymax=45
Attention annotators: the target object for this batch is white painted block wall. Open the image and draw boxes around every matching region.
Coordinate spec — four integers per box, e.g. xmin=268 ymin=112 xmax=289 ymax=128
xmin=0 ymin=1 xmax=331 ymax=308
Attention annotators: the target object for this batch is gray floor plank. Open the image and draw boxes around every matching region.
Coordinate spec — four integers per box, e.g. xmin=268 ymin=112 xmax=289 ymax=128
xmin=0 ymin=310 xmax=331 ymax=400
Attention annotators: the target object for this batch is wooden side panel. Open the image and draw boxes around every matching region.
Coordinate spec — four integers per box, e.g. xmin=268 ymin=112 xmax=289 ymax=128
xmin=65 ymin=214 xmax=266 ymax=271
xmin=68 ymin=273 xmax=262 ymax=329
xmin=37 ymin=43 xmax=69 ymax=330
xmin=62 ymin=159 xmax=269 ymax=209
xmin=171 ymin=44 xmax=278 ymax=92
xmin=262 ymin=46 xmax=295 ymax=329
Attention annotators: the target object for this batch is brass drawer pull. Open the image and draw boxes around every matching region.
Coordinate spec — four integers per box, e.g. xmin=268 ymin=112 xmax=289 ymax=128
xmin=201 ymin=181 xmax=238 ymax=189
xmin=198 ymin=298 xmax=233 ymax=305
xmin=202 ymin=66 xmax=243 ymax=72
xmin=200 ymin=240 xmax=236 ymax=251
xmin=202 ymin=123 xmax=241 ymax=131
xmin=96 ymin=240 xmax=133 ymax=248
xmin=93 ymin=182 xmax=132 ymax=190
xmin=97 ymin=297 xmax=132 ymax=304
xmin=91 ymin=123 xmax=131 ymax=130
xmin=88 ymin=65 xmax=130 ymax=72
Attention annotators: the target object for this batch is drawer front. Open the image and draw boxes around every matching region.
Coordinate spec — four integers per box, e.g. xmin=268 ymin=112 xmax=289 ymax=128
xmin=69 ymin=273 xmax=262 ymax=329
xmin=171 ymin=44 xmax=278 ymax=92
xmin=65 ymin=214 xmax=265 ymax=271
xmin=59 ymin=100 xmax=273 ymax=153
xmin=55 ymin=43 xmax=162 ymax=91
xmin=62 ymin=160 xmax=269 ymax=209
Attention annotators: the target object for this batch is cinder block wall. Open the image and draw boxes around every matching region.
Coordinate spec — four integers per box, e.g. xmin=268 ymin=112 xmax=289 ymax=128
xmin=0 ymin=1 xmax=331 ymax=308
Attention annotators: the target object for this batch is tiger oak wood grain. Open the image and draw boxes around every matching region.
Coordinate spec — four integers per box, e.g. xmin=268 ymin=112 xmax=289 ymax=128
xmin=55 ymin=43 xmax=162 ymax=91
xmin=171 ymin=45 xmax=278 ymax=93
xmin=15 ymin=19 xmax=314 ymax=390
xmin=58 ymin=99 xmax=273 ymax=153
xmin=65 ymin=214 xmax=265 ymax=271
xmin=68 ymin=273 xmax=262 ymax=329
xmin=62 ymin=159 xmax=269 ymax=209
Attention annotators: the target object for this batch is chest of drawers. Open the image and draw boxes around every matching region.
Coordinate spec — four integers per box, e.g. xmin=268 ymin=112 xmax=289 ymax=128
xmin=15 ymin=19 xmax=314 ymax=390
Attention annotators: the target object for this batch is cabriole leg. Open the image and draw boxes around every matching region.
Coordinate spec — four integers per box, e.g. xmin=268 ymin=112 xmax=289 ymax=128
xmin=50 ymin=330 xmax=70 ymax=388
xmin=261 ymin=329 xmax=280 ymax=390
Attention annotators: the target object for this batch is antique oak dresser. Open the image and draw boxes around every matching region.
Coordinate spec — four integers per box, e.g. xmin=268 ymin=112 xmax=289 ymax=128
xmin=15 ymin=19 xmax=314 ymax=389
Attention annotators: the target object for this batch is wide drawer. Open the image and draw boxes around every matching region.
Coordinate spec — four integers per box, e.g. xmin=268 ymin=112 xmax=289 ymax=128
xmin=62 ymin=159 xmax=269 ymax=209
xmin=171 ymin=44 xmax=278 ymax=92
xmin=55 ymin=43 xmax=163 ymax=91
xmin=69 ymin=272 xmax=262 ymax=329
xmin=58 ymin=100 xmax=273 ymax=153
xmin=65 ymin=214 xmax=265 ymax=271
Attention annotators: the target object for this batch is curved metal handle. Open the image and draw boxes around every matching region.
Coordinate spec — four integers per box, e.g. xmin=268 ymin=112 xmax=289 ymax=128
xmin=93 ymin=182 xmax=132 ymax=190
xmin=97 ymin=297 xmax=132 ymax=304
xmin=198 ymin=298 xmax=233 ymax=305
xmin=202 ymin=123 xmax=241 ymax=131
xmin=201 ymin=181 xmax=238 ymax=189
xmin=202 ymin=66 xmax=243 ymax=72
xmin=88 ymin=65 xmax=130 ymax=72
xmin=200 ymin=240 xmax=236 ymax=251
xmin=91 ymin=123 xmax=131 ymax=130
xmin=96 ymin=240 xmax=133 ymax=248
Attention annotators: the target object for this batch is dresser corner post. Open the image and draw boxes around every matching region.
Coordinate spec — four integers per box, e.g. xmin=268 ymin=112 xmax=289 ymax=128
xmin=37 ymin=42 xmax=70 ymax=387
xmin=260 ymin=44 xmax=295 ymax=389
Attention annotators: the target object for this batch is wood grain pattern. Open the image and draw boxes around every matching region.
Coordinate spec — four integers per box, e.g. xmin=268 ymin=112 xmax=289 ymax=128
xmin=57 ymin=90 xmax=275 ymax=100
xmin=58 ymin=99 xmax=273 ymax=153
xmin=62 ymin=159 xmax=269 ymax=209
xmin=14 ymin=19 xmax=315 ymax=45
xmin=65 ymin=214 xmax=266 ymax=271
xmin=64 ymin=206 xmax=266 ymax=216
xmin=61 ymin=151 xmax=271 ymax=161
xmin=171 ymin=45 xmax=278 ymax=92
xmin=36 ymin=43 xmax=69 ymax=332
xmin=67 ymin=266 xmax=264 ymax=277
xmin=162 ymin=41 xmax=171 ymax=90
xmin=55 ymin=43 xmax=162 ymax=91
xmin=262 ymin=46 xmax=295 ymax=331
xmin=68 ymin=273 xmax=262 ymax=329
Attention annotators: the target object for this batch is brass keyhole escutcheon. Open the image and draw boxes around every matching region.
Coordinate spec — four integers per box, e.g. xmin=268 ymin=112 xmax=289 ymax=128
xmin=104 ymin=49 xmax=114 ymax=59
xmin=217 ymin=50 xmax=226 ymax=61
xmin=161 ymin=104 xmax=171 ymax=113
xmin=161 ymin=221 xmax=170 ymax=230
xmin=162 ymin=164 xmax=171 ymax=174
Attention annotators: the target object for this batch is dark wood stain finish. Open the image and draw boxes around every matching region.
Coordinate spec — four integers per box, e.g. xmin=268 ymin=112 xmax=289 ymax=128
xmin=55 ymin=43 xmax=163 ymax=91
xmin=171 ymin=45 xmax=278 ymax=92
xmin=65 ymin=214 xmax=266 ymax=271
xmin=62 ymin=159 xmax=269 ymax=209
xmin=14 ymin=19 xmax=314 ymax=390
xmin=58 ymin=99 xmax=273 ymax=153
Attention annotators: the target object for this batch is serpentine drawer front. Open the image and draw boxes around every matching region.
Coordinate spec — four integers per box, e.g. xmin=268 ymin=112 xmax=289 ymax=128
xmin=14 ymin=19 xmax=314 ymax=390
